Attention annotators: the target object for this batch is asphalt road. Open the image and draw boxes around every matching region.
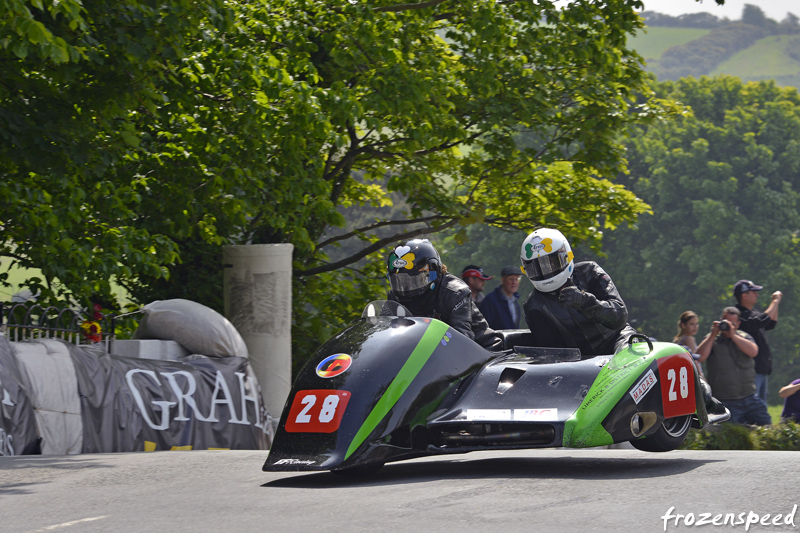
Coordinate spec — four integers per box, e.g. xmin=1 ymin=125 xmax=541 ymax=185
xmin=1 ymin=448 xmax=798 ymax=533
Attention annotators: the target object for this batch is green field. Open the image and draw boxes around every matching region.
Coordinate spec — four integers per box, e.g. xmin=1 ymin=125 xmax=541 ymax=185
xmin=1 ymin=257 xmax=131 ymax=305
xmin=628 ymin=26 xmax=800 ymax=88
xmin=0 ymin=258 xmax=42 ymax=302
xmin=712 ymin=34 xmax=800 ymax=87
xmin=628 ymin=26 xmax=711 ymax=67
xmin=769 ymin=403 xmax=784 ymax=425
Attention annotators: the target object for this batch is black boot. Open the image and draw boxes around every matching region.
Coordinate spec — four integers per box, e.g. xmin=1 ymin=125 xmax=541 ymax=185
xmin=700 ymin=378 xmax=729 ymax=420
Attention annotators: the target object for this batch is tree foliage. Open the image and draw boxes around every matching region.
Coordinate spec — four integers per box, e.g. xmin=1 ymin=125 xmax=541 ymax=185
xmin=594 ymin=75 xmax=800 ymax=404
xmin=2 ymin=0 xmax=673 ymax=361
xmin=0 ymin=0 xmax=232 ymax=302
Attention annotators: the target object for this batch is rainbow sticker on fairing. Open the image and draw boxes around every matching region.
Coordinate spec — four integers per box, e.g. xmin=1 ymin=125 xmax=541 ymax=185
xmin=316 ymin=354 xmax=353 ymax=378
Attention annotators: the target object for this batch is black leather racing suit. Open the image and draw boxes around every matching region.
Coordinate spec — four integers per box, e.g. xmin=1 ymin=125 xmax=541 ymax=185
xmin=389 ymin=273 xmax=504 ymax=351
xmin=522 ymin=261 xmax=636 ymax=356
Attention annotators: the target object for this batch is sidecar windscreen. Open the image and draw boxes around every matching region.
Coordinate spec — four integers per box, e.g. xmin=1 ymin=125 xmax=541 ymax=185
xmin=362 ymin=300 xmax=411 ymax=318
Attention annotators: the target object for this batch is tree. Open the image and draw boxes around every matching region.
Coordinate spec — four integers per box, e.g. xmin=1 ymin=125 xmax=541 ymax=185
xmin=594 ymin=75 xmax=800 ymax=404
xmin=0 ymin=0 xmax=233 ymax=302
xmin=742 ymin=4 xmax=770 ymax=28
xmin=2 ymin=0 xmax=673 ymax=361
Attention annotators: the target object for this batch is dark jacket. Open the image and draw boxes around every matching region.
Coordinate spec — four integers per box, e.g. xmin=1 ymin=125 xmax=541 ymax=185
xmin=388 ymin=273 xmax=503 ymax=351
xmin=522 ymin=261 xmax=635 ymax=356
xmin=735 ymin=303 xmax=776 ymax=375
xmin=479 ymin=286 xmax=521 ymax=330
xmin=703 ymin=330 xmax=757 ymax=401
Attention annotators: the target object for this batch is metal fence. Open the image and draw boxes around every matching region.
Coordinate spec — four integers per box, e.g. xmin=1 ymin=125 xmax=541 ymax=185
xmin=0 ymin=303 xmax=116 ymax=349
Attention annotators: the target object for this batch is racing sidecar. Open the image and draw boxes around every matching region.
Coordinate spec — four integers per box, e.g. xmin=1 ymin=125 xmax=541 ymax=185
xmin=263 ymin=301 xmax=728 ymax=474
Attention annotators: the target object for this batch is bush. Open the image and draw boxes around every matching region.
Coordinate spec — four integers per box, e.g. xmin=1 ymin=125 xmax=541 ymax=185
xmin=680 ymin=421 xmax=800 ymax=450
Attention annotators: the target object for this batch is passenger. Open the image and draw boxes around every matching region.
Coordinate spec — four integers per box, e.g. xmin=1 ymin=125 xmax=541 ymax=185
xmin=520 ymin=228 xmax=727 ymax=416
xmin=387 ymin=239 xmax=503 ymax=351
xmin=519 ymin=228 xmax=635 ymax=356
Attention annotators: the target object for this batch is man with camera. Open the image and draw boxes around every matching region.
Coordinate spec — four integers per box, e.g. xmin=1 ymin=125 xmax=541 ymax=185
xmin=696 ymin=306 xmax=772 ymax=425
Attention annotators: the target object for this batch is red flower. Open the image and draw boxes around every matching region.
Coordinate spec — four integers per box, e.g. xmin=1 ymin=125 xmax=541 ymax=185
xmin=81 ymin=320 xmax=102 ymax=343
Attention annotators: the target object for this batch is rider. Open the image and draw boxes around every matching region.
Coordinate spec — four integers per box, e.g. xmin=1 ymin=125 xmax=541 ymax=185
xmin=520 ymin=228 xmax=727 ymax=415
xmin=519 ymin=228 xmax=636 ymax=356
xmin=387 ymin=239 xmax=503 ymax=351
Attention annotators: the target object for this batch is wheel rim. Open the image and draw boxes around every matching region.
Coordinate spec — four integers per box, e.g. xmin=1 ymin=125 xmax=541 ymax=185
xmin=662 ymin=415 xmax=692 ymax=438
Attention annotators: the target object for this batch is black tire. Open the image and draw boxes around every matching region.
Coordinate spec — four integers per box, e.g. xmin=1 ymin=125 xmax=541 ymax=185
xmin=630 ymin=415 xmax=693 ymax=452
xmin=331 ymin=462 xmax=385 ymax=477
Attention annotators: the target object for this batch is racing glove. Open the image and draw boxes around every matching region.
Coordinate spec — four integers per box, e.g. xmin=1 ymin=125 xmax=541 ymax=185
xmin=558 ymin=286 xmax=598 ymax=312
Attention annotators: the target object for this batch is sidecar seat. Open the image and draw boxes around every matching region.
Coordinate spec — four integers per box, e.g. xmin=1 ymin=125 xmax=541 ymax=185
xmin=496 ymin=329 xmax=537 ymax=351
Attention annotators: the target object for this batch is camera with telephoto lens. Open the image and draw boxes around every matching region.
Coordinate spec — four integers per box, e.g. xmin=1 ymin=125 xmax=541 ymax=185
xmin=719 ymin=321 xmax=730 ymax=332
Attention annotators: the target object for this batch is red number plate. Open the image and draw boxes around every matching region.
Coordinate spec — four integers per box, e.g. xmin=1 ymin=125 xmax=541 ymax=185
xmin=657 ymin=354 xmax=697 ymax=418
xmin=284 ymin=389 xmax=351 ymax=433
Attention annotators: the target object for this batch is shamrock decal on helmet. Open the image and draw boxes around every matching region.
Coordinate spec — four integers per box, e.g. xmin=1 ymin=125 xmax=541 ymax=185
xmin=524 ymin=237 xmax=553 ymax=259
xmin=520 ymin=229 xmax=574 ymax=293
xmin=389 ymin=245 xmax=415 ymax=270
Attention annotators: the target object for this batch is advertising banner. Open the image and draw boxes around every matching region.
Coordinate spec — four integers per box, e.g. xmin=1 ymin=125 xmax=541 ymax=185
xmin=69 ymin=346 xmax=273 ymax=453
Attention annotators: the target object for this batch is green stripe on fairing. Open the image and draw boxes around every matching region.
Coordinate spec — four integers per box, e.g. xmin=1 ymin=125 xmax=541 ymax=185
xmin=344 ymin=319 xmax=450 ymax=460
xmin=562 ymin=341 xmax=691 ymax=448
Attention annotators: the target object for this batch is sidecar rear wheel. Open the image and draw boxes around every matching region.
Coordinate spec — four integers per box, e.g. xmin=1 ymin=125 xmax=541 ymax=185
xmin=630 ymin=415 xmax=693 ymax=452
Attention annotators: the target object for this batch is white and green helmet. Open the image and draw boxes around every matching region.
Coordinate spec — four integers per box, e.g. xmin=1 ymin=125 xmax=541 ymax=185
xmin=520 ymin=228 xmax=575 ymax=292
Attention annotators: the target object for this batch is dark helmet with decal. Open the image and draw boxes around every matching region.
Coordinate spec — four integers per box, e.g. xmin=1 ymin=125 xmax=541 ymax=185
xmin=387 ymin=239 xmax=443 ymax=301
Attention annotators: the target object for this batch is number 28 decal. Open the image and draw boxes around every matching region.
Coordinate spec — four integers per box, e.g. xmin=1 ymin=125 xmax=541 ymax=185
xmin=657 ymin=354 xmax=696 ymax=418
xmin=285 ymin=390 xmax=351 ymax=433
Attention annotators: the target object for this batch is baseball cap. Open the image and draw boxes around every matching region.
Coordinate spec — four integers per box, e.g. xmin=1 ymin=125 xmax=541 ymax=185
xmin=734 ymin=279 xmax=763 ymax=298
xmin=462 ymin=265 xmax=492 ymax=280
xmin=501 ymin=265 xmax=523 ymax=277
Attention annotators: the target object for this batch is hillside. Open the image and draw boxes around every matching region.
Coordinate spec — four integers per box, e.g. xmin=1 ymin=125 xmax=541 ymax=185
xmin=711 ymin=34 xmax=800 ymax=87
xmin=630 ymin=7 xmax=800 ymax=88
xmin=628 ymin=27 xmax=711 ymax=71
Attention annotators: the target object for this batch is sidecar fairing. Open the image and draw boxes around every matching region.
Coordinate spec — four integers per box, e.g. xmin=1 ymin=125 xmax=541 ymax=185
xmin=425 ymin=333 xmax=724 ymax=453
xmin=264 ymin=301 xmax=496 ymax=472
xmin=264 ymin=302 xmax=727 ymax=474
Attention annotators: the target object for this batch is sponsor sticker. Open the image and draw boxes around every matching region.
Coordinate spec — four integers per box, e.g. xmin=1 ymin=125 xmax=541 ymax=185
xmin=466 ymin=409 xmax=511 ymax=421
xmin=316 ymin=354 xmax=352 ymax=378
xmin=630 ymin=368 xmax=657 ymax=405
xmin=440 ymin=331 xmax=452 ymax=346
xmin=274 ymin=458 xmax=316 ymax=466
xmin=513 ymin=408 xmax=558 ymax=421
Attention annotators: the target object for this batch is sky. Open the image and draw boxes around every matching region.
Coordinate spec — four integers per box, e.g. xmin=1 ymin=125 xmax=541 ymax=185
xmin=638 ymin=0 xmax=798 ymax=22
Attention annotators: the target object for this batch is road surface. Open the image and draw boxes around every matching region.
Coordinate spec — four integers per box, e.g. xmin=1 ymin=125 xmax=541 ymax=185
xmin=1 ymin=448 xmax=798 ymax=532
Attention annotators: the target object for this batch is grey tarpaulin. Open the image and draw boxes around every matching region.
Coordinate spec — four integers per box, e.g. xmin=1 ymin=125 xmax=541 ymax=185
xmin=11 ymin=338 xmax=83 ymax=454
xmin=0 ymin=335 xmax=40 ymax=456
xmin=69 ymin=345 xmax=272 ymax=452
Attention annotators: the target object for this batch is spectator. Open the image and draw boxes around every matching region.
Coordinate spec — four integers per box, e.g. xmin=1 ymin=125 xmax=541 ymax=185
xmin=734 ymin=279 xmax=782 ymax=404
xmin=673 ymin=310 xmax=704 ymax=379
xmin=779 ymin=379 xmax=800 ymax=423
xmin=673 ymin=310 xmax=699 ymax=353
xmin=386 ymin=239 xmax=503 ymax=351
xmin=519 ymin=228 xmax=635 ymax=356
xmin=696 ymin=306 xmax=771 ymax=426
xmin=461 ymin=265 xmax=492 ymax=305
xmin=479 ymin=266 xmax=523 ymax=330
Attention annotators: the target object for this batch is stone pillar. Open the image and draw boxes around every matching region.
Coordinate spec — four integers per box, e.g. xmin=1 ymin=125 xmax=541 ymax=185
xmin=223 ymin=244 xmax=293 ymax=431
